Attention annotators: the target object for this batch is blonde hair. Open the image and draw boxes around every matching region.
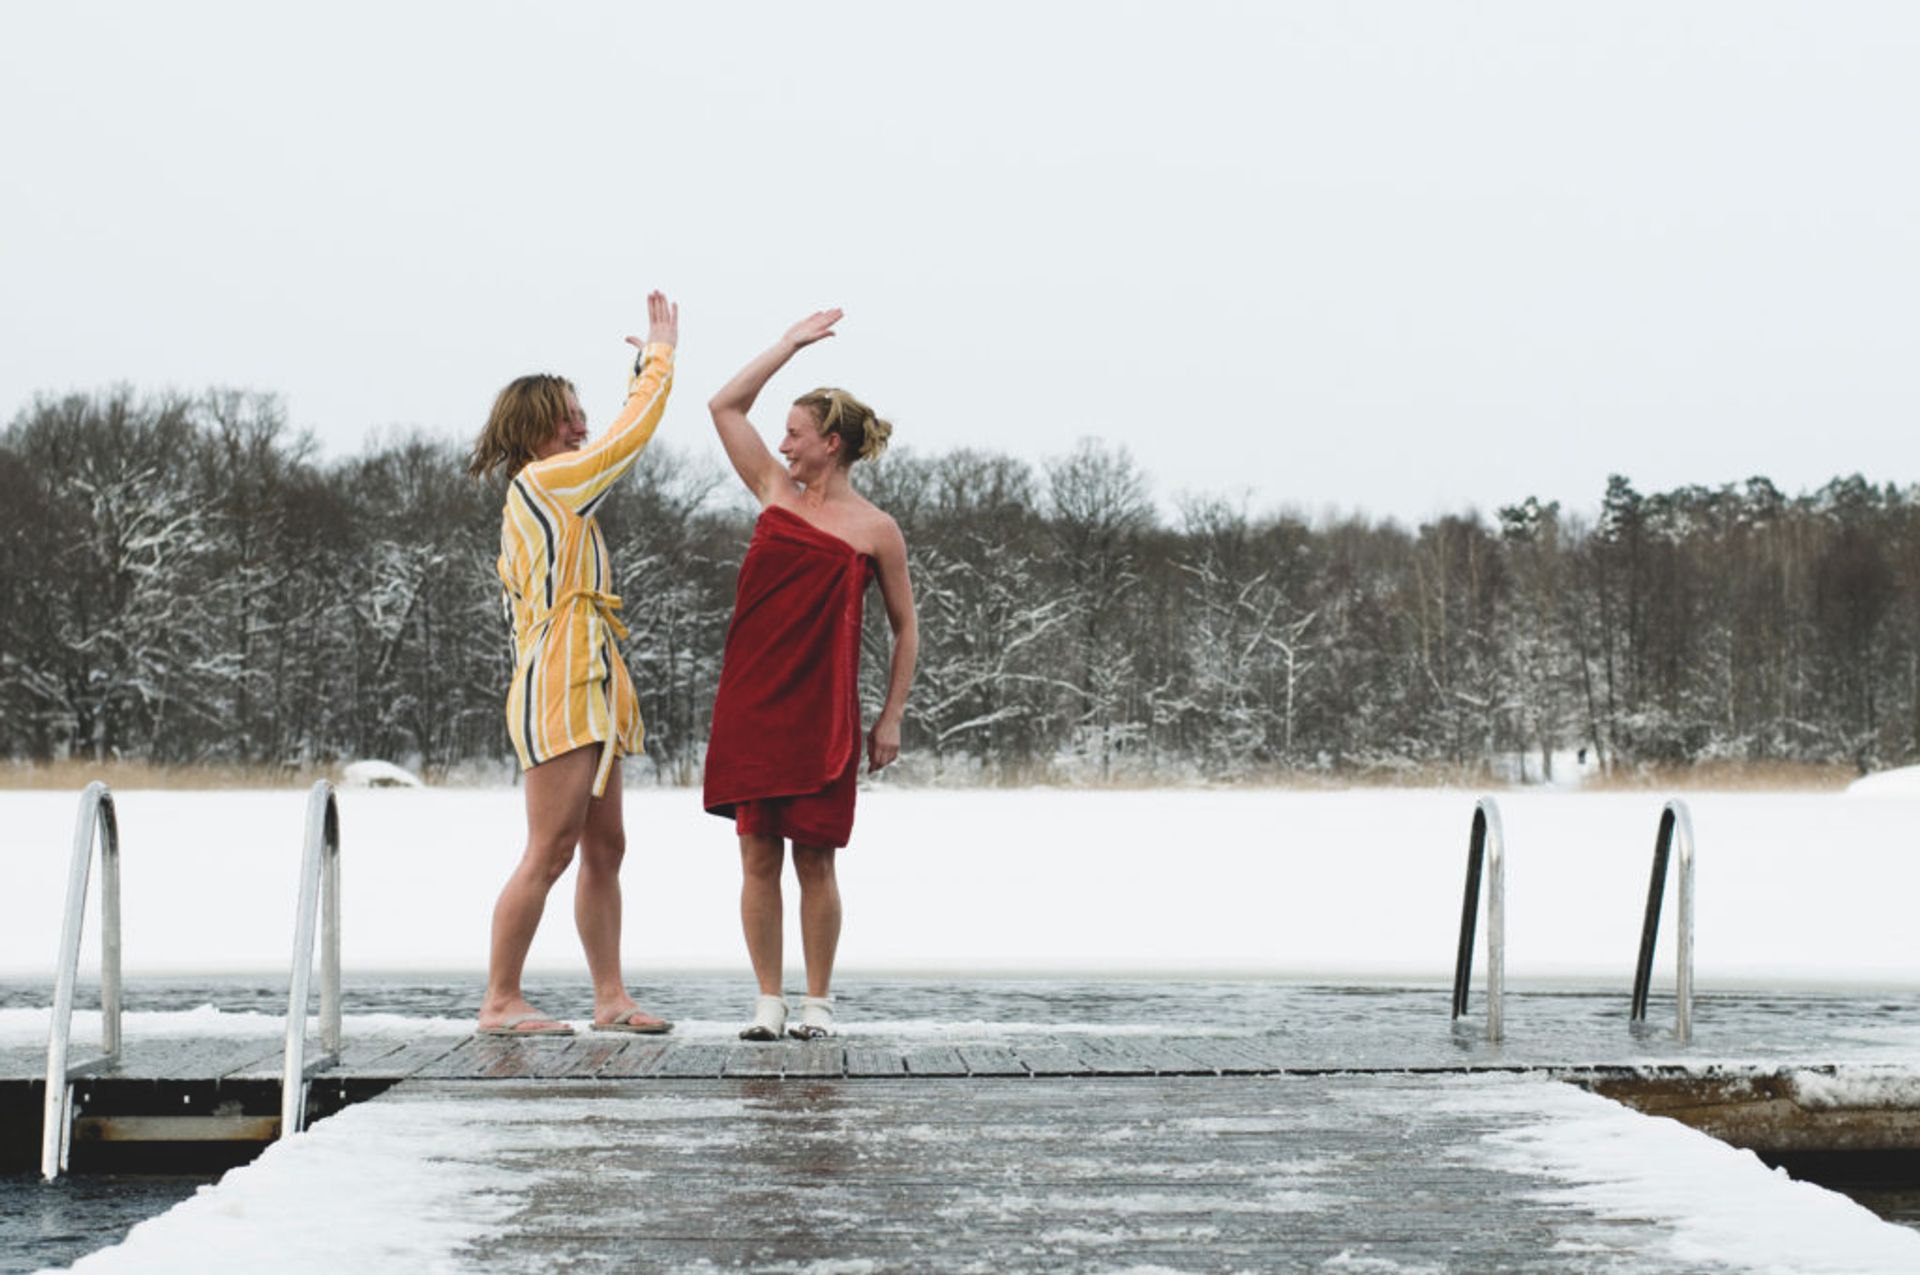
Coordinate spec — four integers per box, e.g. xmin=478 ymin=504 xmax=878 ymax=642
xmin=466 ymin=374 xmax=577 ymax=482
xmin=794 ymin=387 xmax=891 ymax=466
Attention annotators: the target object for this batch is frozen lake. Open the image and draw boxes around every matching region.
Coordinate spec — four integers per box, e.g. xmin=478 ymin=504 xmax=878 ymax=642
xmin=2 ymin=786 xmax=1917 ymax=985
xmin=5 ymin=778 xmax=1920 ymax=1275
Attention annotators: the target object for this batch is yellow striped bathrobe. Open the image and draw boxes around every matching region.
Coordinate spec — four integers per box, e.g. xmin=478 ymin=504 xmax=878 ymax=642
xmin=499 ymin=343 xmax=673 ymax=796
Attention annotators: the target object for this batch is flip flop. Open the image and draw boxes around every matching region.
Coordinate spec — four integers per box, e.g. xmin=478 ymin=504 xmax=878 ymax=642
xmin=591 ymin=1008 xmax=673 ymax=1035
xmin=477 ymin=1013 xmax=575 ymax=1037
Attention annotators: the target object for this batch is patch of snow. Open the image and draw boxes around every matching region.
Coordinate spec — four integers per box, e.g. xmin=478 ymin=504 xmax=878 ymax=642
xmin=1790 ymin=1066 xmax=1920 ymax=1109
xmin=48 ymin=1096 xmax=527 ymax=1273
xmin=1846 ymin=765 xmax=1920 ymax=797
xmin=339 ymin=760 xmax=422 ymax=788
xmin=1320 ymin=1253 xmax=1445 ymax=1274
xmin=1451 ymin=1075 xmax=1920 ymax=1274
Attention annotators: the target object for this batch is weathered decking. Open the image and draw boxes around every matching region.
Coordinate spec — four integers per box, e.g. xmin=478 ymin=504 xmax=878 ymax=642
xmin=0 ymin=1028 xmax=1766 ymax=1089
xmin=404 ymin=1073 xmax=1748 ymax=1275
xmin=10 ymin=1025 xmax=1920 ymax=1273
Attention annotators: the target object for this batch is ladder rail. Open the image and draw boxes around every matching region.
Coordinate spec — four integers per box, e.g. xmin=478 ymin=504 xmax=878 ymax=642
xmin=41 ymin=782 xmax=123 ymax=1180
xmin=1629 ymin=798 xmax=1694 ymax=1043
xmin=280 ymin=781 xmax=342 ymax=1137
xmin=1449 ymin=797 xmax=1505 ymax=1043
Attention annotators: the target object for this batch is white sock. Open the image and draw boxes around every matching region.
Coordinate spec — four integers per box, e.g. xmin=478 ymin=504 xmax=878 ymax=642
xmin=743 ymin=994 xmax=787 ymax=1039
xmin=794 ymin=996 xmax=835 ymax=1037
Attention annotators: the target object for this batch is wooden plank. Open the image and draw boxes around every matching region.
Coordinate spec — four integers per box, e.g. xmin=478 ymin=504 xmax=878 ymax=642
xmin=843 ymin=1046 xmax=906 ymax=1077
xmin=784 ymin=1044 xmax=845 ymax=1078
xmin=597 ymin=1040 xmax=672 ymax=1078
xmin=330 ymin=1037 xmax=421 ymax=1071
xmin=721 ymin=1045 xmax=787 ymax=1078
xmin=1127 ymin=1040 xmax=1227 ymax=1075
xmin=408 ymin=1038 xmax=487 ymax=1079
xmin=219 ymin=1042 xmax=294 ymax=1080
xmin=326 ymin=1037 xmax=468 ymax=1080
xmin=89 ymin=1038 xmax=264 ymax=1081
xmin=954 ymin=1045 xmax=1029 ymax=1077
xmin=74 ymin=1114 xmax=279 ymax=1143
xmin=1064 ymin=1037 xmax=1159 ymax=1076
xmin=900 ymin=1046 xmax=968 ymax=1077
xmin=1196 ymin=1038 xmax=1290 ymax=1073
xmin=474 ymin=1038 xmax=578 ymax=1080
xmin=553 ymin=1036 xmax=631 ymax=1079
xmin=1159 ymin=1038 xmax=1277 ymax=1074
xmin=655 ymin=1045 xmax=728 ymax=1079
xmin=1009 ymin=1041 xmax=1091 ymax=1076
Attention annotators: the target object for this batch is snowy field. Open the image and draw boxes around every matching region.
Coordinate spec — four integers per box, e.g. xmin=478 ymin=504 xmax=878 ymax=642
xmin=3 ymin=781 xmax=1917 ymax=987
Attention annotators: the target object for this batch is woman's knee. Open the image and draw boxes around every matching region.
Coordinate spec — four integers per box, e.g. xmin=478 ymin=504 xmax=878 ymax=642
xmin=739 ymin=836 xmax=785 ymax=883
xmin=580 ymin=829 xmax=626 ymax=875
xmin=522 ymin=836 xmax=578 ymax=886
xmin=791 ymin=844 xmax=837 ymax=888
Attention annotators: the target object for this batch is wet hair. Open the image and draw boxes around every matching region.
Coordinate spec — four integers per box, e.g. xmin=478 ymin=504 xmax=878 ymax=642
xmin=794 ymin=387 xmax=891 ymax=466
xmin=466 ymin=374 xmax=577 ymax=482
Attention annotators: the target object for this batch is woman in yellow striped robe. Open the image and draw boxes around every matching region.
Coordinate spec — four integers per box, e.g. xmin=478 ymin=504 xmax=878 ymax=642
xmin=464 ymin=290 xmax=677 ymax=1037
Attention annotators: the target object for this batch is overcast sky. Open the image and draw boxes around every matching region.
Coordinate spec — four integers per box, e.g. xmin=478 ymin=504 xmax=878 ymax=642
xmin=3 ymin=3 xmax=1916 ymax=524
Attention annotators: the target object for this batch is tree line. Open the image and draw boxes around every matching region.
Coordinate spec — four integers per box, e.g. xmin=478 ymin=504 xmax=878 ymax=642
xmin=3 ymin=388 xmax=1915 ymax=783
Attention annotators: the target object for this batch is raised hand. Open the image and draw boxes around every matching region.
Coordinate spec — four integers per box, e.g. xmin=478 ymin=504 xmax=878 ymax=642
xmin=783 ymin=308 xmax=843 ymax=350
xmin=624 ymin=290 xmax=679 ymax=353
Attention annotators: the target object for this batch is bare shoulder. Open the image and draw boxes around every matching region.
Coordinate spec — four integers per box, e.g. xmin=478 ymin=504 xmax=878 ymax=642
xmin=862 ymin=503 xmax=907 ymax=559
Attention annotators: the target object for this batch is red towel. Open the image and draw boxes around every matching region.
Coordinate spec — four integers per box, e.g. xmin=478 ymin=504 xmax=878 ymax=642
xmin=704 ymin=506 xmax=874 ymax=833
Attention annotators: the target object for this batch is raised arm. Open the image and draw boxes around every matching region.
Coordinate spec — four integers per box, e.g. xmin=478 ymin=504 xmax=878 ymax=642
xmin=866 ymin=515 xmax=919 ymax=772
xmin=528 ymin=291 xmax=679 ymax=515
xmin=708 ymin=309 xmax=841 ymax=504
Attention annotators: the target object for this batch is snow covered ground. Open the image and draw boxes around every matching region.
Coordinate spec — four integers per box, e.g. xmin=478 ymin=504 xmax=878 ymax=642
xmin=1 ymin=785 xmax=1917 ymax=985
xmin=1848 ymin=763 xmax=1920 ymax=797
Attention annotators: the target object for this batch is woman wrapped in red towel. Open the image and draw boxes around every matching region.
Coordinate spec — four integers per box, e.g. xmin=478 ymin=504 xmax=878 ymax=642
xmin=705 ymin=309 xmax=919 ymax=1041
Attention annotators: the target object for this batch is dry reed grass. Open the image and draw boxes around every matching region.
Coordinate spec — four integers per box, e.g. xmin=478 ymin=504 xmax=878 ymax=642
xmin=0 ymin=759 xmax=342 ymax=791
xmin=0 ymin=757 xmax=1862 ymax=793
xmin=1578 ymin=759 xmax=1856 ymax=792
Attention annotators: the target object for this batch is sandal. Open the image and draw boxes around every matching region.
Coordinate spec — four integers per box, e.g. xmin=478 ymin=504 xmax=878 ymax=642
xmin=477 ymin=1013 xmax=575 ymax=1037
xmin=592 ymin=1007 xmax=673 ymax=1035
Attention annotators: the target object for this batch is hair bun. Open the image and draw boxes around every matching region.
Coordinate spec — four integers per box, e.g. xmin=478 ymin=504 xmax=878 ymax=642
xmin=794 ymin=387 xmax=892 ymax=466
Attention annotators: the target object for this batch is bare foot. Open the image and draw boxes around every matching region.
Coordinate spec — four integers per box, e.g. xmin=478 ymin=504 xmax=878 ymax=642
xmin=479 ymin=997 xmax=568 ymax=1034
xmin=594 ymin=997 xmax=671 ymax=1032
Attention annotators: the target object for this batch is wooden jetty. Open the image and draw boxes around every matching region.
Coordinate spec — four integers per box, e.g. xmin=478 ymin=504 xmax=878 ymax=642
xmin=7 ymin=1029 xmax=1918 ymax=1177
xmin=10 ymin=1040 xmax=1920 ymax=1274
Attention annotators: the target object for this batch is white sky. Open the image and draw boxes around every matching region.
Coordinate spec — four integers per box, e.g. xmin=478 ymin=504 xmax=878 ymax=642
xmin=3 ymin=2 xmax=1916 ymax=524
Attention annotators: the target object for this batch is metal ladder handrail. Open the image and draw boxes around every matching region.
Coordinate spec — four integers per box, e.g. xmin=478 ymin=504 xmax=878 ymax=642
xmin=1630 ymin=798 xmax=1694 ymax=1044
xmin=280 ymin=781 xmax=342 ymax=1138
xmin=1449 ymin=797 xmax=1506 ymax=1042
xmin=41 ymin=781 xmax=124 ymax=1180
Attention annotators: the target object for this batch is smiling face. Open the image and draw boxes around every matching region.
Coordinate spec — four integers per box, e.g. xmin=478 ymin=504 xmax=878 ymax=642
xmin=533 ymin=390 xmax=588 ymax=460
xmin=778 ymin=402 xmax=842 ymax=483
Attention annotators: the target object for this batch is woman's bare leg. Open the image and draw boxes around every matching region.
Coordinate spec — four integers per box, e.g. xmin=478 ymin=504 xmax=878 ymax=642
xmin=575 ymin=766 xmax=627 ymax=1013
xmin=791 ymin=843 xmax=841 ymax=999
xmin=739 ymin=834 xmax=786 ymax=996
xmin=575 ymin=768 xmax=667 ymax=1028
xmin=480 ymin=746 xmax=597 ymax=1029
